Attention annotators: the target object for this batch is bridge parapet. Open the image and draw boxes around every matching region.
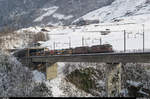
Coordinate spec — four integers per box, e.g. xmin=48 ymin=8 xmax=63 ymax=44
xmin=29 ymin=52 xmax=150 ymax=63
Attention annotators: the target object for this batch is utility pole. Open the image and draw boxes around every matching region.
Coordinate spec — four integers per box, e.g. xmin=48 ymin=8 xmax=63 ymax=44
xmin=53 ymin=41 xmax=55 ymax=50
xmin=100 ymin=37 xmax=102 ymax=45
xmin=82 ymin=36 xmax=84 ymax=46
xmin=69 ymin=37 xmax=71 ymax=48
xmin=124 ymin=30 xmax=126 ymax=52
xmin=143 ymin=24 xmax=145 ymax=52
xmin=78 ymin=0 xmax=81 ymax=11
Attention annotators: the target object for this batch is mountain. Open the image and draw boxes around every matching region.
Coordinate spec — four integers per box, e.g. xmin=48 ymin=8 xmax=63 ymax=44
xmin=76 ymin=0 xmax=150 ymax=23
xmin=0 ymin=0 xmax=114 ymax=31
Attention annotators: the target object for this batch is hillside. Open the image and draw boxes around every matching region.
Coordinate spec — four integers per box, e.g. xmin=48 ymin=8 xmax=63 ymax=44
xmin=0 ymin=0 xmax=114 ymax=31
xmin=77 ymin=0 xmax=150 ymax=23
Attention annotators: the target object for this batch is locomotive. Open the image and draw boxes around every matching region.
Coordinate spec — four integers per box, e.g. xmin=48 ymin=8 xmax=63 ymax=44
xmin=13 ymin=47 xmax=46 ymax=58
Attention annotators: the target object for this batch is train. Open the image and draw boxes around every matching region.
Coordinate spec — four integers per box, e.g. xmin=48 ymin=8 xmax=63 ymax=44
xmin=30 ymin=44 xmax=113 ymax=56
xmin=13 ymin=44 xmax=113 ymax=58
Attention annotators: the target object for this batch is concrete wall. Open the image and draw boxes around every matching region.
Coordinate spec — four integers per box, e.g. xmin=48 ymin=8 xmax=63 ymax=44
xmin=46 ymin=63 xmax=58 ymax=80
xmin=106 ymin=63 xmax=122 ymax=97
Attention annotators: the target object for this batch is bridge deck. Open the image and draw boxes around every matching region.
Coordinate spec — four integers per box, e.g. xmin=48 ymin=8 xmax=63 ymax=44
xmin=28 ymin=52 xmax=150 ymax=63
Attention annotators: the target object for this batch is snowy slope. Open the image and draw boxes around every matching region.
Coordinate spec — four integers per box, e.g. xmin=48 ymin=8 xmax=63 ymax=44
xmin=78 ymin=0 xmax=149 ymax=22
xmin=34 ymin=6 xmax=59 ymax=22
xmin=45 ymin=76 xmax=92 ymax=97
xmin=52 ymin=13 xmax=73 ymax=20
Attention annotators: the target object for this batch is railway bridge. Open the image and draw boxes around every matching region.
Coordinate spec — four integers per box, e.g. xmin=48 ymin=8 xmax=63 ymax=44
xmin=25 ymin=52 xmax=150 ymax=97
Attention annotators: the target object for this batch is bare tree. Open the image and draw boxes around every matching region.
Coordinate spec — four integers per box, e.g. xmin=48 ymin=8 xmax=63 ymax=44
xmin=32 ymin=32 xmax=48 ymax=44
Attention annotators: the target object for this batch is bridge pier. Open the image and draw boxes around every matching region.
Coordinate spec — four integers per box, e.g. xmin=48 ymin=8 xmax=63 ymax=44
xmin=106 ymin=63 xmax=122 ymax=97
xmin=46 ymin=62 xmax=58 ymax=80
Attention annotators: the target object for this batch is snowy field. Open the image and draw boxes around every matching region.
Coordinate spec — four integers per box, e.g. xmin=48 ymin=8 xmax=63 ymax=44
xmin=37 ymin=21 xmax=150 ymax=52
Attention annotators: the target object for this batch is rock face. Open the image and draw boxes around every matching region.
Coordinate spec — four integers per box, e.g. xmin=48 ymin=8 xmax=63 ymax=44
xmin=0 ymin=0 xmax=114 ymax=31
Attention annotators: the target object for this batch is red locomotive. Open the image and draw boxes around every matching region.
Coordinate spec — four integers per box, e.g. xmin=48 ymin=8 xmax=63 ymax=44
xmin=88 ymin=44 xmax=113 ymax=53
xmin=73 ymin=46 xmax=89 ymax=54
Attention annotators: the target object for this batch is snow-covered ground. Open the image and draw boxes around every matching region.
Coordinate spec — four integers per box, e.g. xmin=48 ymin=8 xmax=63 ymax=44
xmin=126 ymin=80 xmax=142 ymax=87
xmin=32 ymin=70 xmax=46 ymax=83
xmin=45 ymin=76 xmax=93 ymax=97
xmin=45 ymin=77 xmax=64 ymax=97
xmin=52 ymin=13 xmax=73 ymax=20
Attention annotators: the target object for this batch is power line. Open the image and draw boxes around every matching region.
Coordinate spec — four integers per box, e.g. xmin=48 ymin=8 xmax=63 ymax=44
xmin=53 ymin=42 xmax=55 ymax=50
